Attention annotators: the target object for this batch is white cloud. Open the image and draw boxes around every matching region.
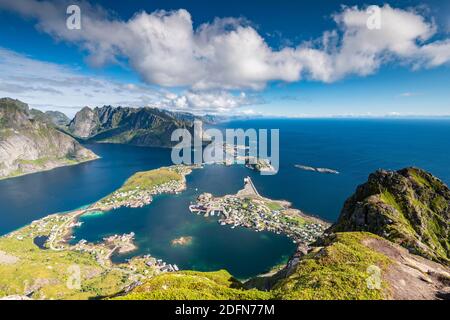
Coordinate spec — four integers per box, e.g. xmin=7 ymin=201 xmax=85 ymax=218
xmin=0 ymin=48 xmax=254 ymax=116
xmin=156 ymin=91 xmax=257 ymax=114
xmin=1 ymin=1 xmax=449 ymax=90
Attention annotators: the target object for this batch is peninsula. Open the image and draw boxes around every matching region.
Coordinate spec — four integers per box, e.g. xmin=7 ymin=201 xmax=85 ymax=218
xmin=91 ymin=165 xmax=198 ymax=211
xmin=189 ymin=176 xmax=329 ymax=245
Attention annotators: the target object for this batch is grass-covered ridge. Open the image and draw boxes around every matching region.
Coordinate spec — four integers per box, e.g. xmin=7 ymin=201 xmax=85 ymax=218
xmin=271 ymin=232 xmax=392 ymax=300
xmin=114 ymin=232 xmax=392 ymax=300
xmin=121 ymin=168 xmax=182 ymax=192
xmin=112 ymin=270 xmax=271 ymax=300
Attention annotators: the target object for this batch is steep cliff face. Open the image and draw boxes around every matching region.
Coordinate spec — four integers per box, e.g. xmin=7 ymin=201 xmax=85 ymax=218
xmin=68 ymin=106 xmax=99 ymax=138
xmin=68 ymin=105 xmax=195 ymax=147
xmin=0 ymin=98 xmax=98 ymax=179
xmin=332 ymin=168 xmax=449 ymax=264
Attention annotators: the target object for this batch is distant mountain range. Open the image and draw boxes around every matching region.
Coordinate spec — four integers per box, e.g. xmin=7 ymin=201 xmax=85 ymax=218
xmin=67 ymin=105 xmax=198 ymax=147
xmin=0 ymin=98 xmax=236 ymax=179
xmin=65 ymin=106 xmax=257 ymax=147
xmin=0 ymin=98 xmax=98 ymax=179
xmin=0 ymin=97 xmax=269 ymax=179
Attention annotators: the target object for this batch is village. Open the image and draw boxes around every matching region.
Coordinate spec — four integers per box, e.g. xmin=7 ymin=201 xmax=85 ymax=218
xmin=189 ymin=177 xmax=328 ymax=245
xmin=93 ymin=179 xmax=185 ymax=210
xmin=92 ymin=165 xmax=196 ymax=211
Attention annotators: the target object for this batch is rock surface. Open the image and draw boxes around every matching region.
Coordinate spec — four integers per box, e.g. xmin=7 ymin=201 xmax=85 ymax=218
xmin=68 ymin=105 xmax=197 ymax=147
xmin=332 ymin=167 xmax=449 ymax=264
xmin=0 ymin=98 xmax=98 ymax=179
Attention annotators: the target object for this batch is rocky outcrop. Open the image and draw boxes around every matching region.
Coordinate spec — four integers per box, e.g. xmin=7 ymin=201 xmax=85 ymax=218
xmin=0 ymin=98 xmax=98 ymax=179
xmin=68 ymin=106 xmax=99 ymax=138
xmin=68 ymin=105 xmax=196 ymax=147
xmin=331 ymin=168 xmax=449 ymax=264
xmin=267 ymin=232 xmax=450 ymax=300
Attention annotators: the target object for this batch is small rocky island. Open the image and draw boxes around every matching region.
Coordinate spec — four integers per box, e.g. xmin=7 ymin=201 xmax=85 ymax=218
xmin=295 ymin=164 xmax=339 ymax=174
xmin=171 ymin=236 xmax=193 ymax=246
xmin=189 ymin=176 xmax=329 ymax=245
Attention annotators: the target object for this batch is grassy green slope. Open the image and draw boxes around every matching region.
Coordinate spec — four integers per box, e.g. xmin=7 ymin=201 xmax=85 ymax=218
xmin=113 ymin=232 xmax=392 ymax=300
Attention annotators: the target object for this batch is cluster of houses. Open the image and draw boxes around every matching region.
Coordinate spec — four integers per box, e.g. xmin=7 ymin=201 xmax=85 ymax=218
xmin=190 ymin=192 xmax=326 ymax=245
xmin=103 ymin=232 xmax=137 ymax=254
xmin=96 ymin=179 xmax=185 ymax=210
xmin=144 ymin=255 xmax=179 ymax=273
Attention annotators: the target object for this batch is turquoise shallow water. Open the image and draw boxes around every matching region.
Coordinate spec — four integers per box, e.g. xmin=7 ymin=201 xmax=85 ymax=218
xmin=1 ymin=119 xmax=450 ymax=278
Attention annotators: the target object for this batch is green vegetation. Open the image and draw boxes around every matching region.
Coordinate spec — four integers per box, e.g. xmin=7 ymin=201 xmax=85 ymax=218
xmin=379 ymin=190 xmax=417 ymax=237
xmin=379 ymin=186 xmax=449 ymax=263
xmin=112 ymin=270 xmax=271 ymax=300
xmin=115 ymin=232 xmax=392 ymax=300
xmin=334 ymin=167 xmax=449 ymax=264
xmin=121 ymin=168 xmax=182 ymax=192
xmin=265 ymin=201 xmax=284 ymax=211
xmin=279 ymin=213 xmax=306 ymax=227
xmin=0 ymin=235 xmax=127 ymax=299
xmin=271 ymin=232 xmax=392 ymax=300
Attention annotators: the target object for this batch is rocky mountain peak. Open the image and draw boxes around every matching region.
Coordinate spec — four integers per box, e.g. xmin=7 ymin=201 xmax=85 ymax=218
xmin=68 ymin=106 xmax=99 ymax=138
xmin=0 ymin=98 xmax=98 ymax=179
xmin=332 ymin=167 xmax=449 ymax=264
xmin=0 ymin=97 xmax=32 ymax=128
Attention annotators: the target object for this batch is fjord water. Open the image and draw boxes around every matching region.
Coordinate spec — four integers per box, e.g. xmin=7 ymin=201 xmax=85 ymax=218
xmin=1 ymin=119 xmax=450 ymax=278
xmin=73 ymin=165 xmax=296 ymax=278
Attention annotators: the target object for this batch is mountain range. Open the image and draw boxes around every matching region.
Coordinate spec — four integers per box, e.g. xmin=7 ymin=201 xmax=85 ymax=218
xmin=67 ymin=105 xmax=197 ymax=147
xmin=0 ymin=98 xmax=98 ymax=179
xmin=0 ymin=98 xmax=215 ymax=179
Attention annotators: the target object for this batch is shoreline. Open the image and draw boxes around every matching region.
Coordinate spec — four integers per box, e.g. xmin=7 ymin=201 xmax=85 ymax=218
xmin=189 ymin=176 xmax=330 ymax=246
xmin=0 ymin=155 xmax=100 ymax=182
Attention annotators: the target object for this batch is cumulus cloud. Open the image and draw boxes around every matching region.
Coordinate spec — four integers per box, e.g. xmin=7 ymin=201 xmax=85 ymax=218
xmin=1 ymin=1 xmax=449 ymax=90
xmin=155 ymin=91 xmax=259 ymax=114
xmin=0 ymin=48 xmax=253 ymax=116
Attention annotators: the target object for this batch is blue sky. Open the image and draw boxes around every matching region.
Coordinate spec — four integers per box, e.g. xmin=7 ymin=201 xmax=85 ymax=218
xmin=0 ymin=0 xmax=449 ymax=117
